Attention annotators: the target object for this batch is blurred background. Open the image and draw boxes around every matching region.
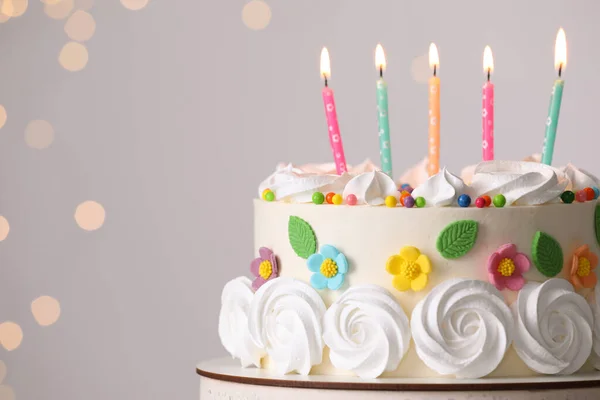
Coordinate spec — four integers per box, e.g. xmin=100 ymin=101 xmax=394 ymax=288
xmin=0 ymin=0 xmax=597 ymax=398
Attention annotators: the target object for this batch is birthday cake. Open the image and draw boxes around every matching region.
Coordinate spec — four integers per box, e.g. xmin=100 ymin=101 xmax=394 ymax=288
xmin=216 ymin=157 xmax=600 ymax=380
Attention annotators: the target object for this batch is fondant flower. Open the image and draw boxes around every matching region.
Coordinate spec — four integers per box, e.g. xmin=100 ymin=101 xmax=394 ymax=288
xmin=307 ymin=245 xmax=348 ymax=290
xmin=570 ymin=245 xmax=598 ymax=289
xmin=487 ymin=243 xmax=530 ymax=291
xmin=250 ymin=247 xmax=279 ymax=291
xmin=386 ymin=246 xmax=431 ymax=292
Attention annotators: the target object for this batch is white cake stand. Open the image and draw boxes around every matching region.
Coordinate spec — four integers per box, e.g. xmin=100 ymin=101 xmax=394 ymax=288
xmin=197 ymin=358 xmax=600 ymax=400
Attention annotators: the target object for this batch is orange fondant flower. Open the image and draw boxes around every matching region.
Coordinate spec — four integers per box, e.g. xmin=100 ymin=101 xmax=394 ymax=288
xmin=570 ymin=245 xmax=598 ymax=289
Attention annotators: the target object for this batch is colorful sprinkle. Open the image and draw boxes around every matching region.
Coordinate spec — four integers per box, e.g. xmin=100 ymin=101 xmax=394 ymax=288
xmin=312 ymin=192 xmax=325 ymax=205
xmin=400 ymin=183 xmax=411 ymax=190
xmin=264 ymin=191 xmax=275 ymax=202
xmin=415 ymin=197 xmax=426 ymax=208
xmin=560 ymin=190 xmax=575 ymax=204
xmin=261 ymin=188 xmax=272 ymax=200
xmin=482 ymin=195 xmax=492 ymax=207
xmin=475 ymin=197 xmax=486 ymax=208
xmin=493 ymin=194 xmax=506 ymax=208
xmin=345 ymin=194 xmax=357 ymax=206
xmin=584 ymin=187 xmax=596 ymax=201
xmin=404 ymin=196 xmax=415 ymax=208
xmin=332 ymin=194 xmax=343 ymax=205
xmin=576 ymin=190 xmax=587 ymax=203
xmin=385 ymin=195 xmax=398 ymax=208
xmin=458 ymin=194 xmax=471 ymax=208
xmin=594 ymin=187 xmax=600 ymax=200
xmin=326 ymin=192 xmax=335 ymax=204
xmin=399 ymin=191 xmax=411 ymax=206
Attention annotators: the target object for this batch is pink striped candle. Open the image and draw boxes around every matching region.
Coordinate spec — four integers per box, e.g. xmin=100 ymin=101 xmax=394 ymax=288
xmin=482 ymin=46 xmax=494 ymax=161
xmin=320 ymin=47 xmax=347 ymax=174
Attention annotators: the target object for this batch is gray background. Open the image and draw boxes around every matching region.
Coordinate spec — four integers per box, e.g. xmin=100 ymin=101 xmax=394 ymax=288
xmin=0 ymin=0 xmax=598 ymax=399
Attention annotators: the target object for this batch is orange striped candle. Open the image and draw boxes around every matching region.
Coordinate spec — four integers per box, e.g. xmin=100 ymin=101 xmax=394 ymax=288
xmin=428 ymin=43 xmax=440 ymax=176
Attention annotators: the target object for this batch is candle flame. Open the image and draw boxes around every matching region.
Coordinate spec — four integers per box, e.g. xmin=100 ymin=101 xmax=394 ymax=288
xmin=554 ymin=28 xmax=567 ymax=72
xmin=320 ymin=47 xmax=331 ymax=80
xmin=483 ymin=46 xmax=494 ymax=74
xmin=375 ymin=43 xmax=386 ymax=72
xmin=428 ymin=43 xmax=439 ymax=70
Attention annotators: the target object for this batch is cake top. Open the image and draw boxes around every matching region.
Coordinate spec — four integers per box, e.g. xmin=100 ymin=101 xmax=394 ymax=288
xmin=258 ymin=157 xmax=600 ymax=207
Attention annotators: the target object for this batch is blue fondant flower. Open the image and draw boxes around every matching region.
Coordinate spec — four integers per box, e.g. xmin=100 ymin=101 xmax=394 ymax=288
xmin=307 ymin=245 xmax=348 ymax=290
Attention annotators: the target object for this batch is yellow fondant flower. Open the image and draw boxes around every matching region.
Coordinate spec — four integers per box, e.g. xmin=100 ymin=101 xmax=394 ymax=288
xmin=386 ymin=246 xmax=432 ymax=292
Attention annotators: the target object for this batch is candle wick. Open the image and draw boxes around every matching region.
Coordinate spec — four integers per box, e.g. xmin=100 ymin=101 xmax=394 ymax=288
xmin=324 ymin=74 xmax=328 ymax=87
xmin=558 ymin=64 xmax=562 ymax=78
xmin=379 ymin=65 xmax=383 ymax=78
xmin=433 ymin=64 xmax=437 ymax=77
xmin=487 ymin=68 xmax=490 ymax=82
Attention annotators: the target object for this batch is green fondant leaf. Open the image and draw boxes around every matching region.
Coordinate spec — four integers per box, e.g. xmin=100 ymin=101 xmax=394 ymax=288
xmin=288 ymin=216 xmax=317 ymax=259
xmin=531 ymin=231 xmax=564 ymax=277
xmin=436 ymin=220 xmax=479 ymax=259
xmin=595 ymin=205 xmax=600 ymax=247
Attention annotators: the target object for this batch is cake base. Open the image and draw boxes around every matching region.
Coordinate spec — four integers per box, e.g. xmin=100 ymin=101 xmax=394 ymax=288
xmin=197 ymin=358 xmax=600 ymax=400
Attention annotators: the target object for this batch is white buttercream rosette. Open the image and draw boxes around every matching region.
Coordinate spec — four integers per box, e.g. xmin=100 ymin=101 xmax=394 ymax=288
xmin=248 ymin=277 xmax=326 ymax=375
xmin=218 ymin=277 xmax=264 ymax=367
xmin=411 ymin=278 xmax=514 ymax=378
xmin=513 ymin=279 xmax=593 ymax=374
xmin=322 ymin=285 xmax=411 ymax=378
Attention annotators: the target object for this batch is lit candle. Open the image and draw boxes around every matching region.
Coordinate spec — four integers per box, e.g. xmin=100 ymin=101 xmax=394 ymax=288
xmin=482 ymin=46 xmax=495 ymax=161
xmin=428 ymin=43 xmax=440 ymax=176
xmin=541 ymin=28 xmax=567 ymax=165
xmin=320 ymin=47 xmax=347 ymax=175
xmin=375 ymin=44 xmax=392 ymax=177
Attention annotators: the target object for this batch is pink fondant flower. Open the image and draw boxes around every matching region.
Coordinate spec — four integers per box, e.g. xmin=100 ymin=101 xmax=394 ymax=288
xmin=250 ymin=247 xmax=279 ymax=291
xmin=570 ymin=245 xmax=598 ymax=289
xmin=487 ymin=244 xmax=530 ymax=291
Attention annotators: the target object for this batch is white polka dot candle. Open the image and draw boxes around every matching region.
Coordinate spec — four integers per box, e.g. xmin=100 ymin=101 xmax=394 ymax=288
xmin=320 ymin=47 xmax=347 ymax=175
xmin=482 ymin=46 xmax=495 ymax=161
xmin=427 ymin=43 xmax=440 ymax=176
xmin=375 ymin=44 xmax=392 ymax=178
xmin=542 ymin=28 xmax=567 ymax=165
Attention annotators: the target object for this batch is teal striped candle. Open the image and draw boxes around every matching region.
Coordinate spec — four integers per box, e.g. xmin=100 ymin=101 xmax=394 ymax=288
xmin=375 ymin=44 xmax=392 ymax=177
xmin=541 ymin=79 xmax=564 ymax=165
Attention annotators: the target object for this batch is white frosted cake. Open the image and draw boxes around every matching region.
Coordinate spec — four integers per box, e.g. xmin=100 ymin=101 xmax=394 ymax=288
xmin=216 ymin=158 xmax=600 ymax=381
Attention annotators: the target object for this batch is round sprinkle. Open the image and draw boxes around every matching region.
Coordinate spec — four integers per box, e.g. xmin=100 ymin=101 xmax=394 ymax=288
xmin=332 ymin=194 xmax=343 ymax=205
xmin=400 ymin=183 xmax=410 ymax=189
xmin=264 ymin=191 xmax=275 ymax=202
xmin=482 ymin=195 xmax=492 ymax=207
xmin=475 ymin=197 xmax=486 ymax=208
xmin=594 ymin=187 xmax=600 ymax=200
xmin=399 ymin=191 xmax=410 ymax=206
xmin=560 ymin=190 xmax=575 ymax=204
xmin=312 ymin=192 xmax=325 ymax=205
xmin=346 ymin=194 xmax=357 ymax=206
xmin=584 ymin=187 xmax=596 ymax=201
xmin=493 ymin=194 xmax=506 ymax=208
xmin=457 ymin=194 xmax=471 ymax=208
xmin=385 ymin=195 xmax=397 ymax=208
xmin=415 ymin=197 xmax=426 ymax=208
xmin=576 ymin=190 xmax=587 ymax=203
xmin=404 ymin=196 xmax=415 ymax=208
xmin=325 ymin=192 xmax=335 ymax=204
xmin=261 ymin=188 xmax=271 ymax=200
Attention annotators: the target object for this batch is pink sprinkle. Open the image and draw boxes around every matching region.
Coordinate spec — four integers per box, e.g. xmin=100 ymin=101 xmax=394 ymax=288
xmin=475 ymin=197 xmax=486 ymax=208
xmin=576 ymin=190 xmax=587 ymax=203
xmin=346 ymin=194 xmax=358 ymax=206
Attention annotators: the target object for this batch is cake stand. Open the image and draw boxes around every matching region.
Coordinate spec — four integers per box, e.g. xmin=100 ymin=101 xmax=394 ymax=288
xmin=197 ymin=358 xmax=600 ymax=400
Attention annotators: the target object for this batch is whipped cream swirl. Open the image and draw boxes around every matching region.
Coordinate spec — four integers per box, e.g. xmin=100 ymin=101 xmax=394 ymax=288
xmin=218 ymin=277 xmax=264 ymax=367
xmin=248 ymin=277 xmax=326 ymax=375
xmin=593 ymin=284 xmax=600 ymax=370
xmin=411 ymin=279 xmax=514 ymax=378
xmin=411 ymin=168 xmax=467 ymax=206
xmin=322 ymin=285 xmax=411 ymax=378
xmin=513 ymin=279 xmax=593 ymax=375
xmin=469 ymin=161 xmax=568 ymax=205
xmin=258 ymin=160 xmax=378 ymax=203
xmin=342 ymin=171 xmax=397 ymax=206
xmin=562 ymin=163 xmax=600 ymax=192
